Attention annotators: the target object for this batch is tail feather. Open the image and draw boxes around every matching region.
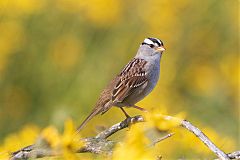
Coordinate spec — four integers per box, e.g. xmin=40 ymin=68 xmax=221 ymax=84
xmin=76 ymin=107 xmax=101 ymax=133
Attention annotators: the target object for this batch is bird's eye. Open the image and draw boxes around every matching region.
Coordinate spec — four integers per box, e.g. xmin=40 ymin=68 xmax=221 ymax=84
xmin=149 ymin=44 xmax=154 ymax=48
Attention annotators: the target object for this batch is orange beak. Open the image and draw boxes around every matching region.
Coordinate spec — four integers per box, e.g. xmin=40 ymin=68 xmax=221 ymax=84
xmin=156 ymin=46 xmax=166 ymax=52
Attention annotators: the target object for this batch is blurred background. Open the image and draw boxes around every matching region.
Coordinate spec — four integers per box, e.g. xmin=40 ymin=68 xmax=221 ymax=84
xmin=0 ymin=0 xmax=238 ymax=158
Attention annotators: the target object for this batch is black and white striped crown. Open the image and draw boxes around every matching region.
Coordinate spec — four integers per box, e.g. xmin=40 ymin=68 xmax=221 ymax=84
xmin=142 ymin=37 xmax=164 ymax=48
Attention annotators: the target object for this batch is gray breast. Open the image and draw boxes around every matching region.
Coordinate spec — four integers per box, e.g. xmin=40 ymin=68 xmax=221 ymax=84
xmin=143 ymin=55 xmax=160 ymax=96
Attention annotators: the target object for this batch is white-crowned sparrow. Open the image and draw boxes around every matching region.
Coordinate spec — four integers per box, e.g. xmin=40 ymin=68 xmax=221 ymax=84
xmin=77 ymin=37 xmax=166 ymax=132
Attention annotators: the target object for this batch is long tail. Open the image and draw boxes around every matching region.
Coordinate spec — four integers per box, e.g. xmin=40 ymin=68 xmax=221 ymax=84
xmin=76 ymin=107 xmax=102 ymax=133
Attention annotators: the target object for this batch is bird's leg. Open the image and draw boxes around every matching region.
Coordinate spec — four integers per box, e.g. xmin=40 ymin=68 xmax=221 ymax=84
xmin=132 ymin=105 xmax=147 ymax=112
xmin=120 ymin=107 xmax=130 ymax=118
xmin=120 ymin=107 xmax=133 ymax=130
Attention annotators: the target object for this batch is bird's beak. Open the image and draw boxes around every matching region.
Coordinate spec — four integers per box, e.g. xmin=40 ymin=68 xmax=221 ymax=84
xmin=156 ymin=46 xmax=166 ymax=52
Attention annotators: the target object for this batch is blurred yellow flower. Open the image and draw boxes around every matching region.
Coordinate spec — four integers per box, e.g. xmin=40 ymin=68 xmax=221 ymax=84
xmin=0 ymin=120 xmax=84 ymax=160
xmin=186 ymin=64 xmax=218 ymax=96
xmin=49 ymin=34 xmax=84 ymax=72
xmin=145 ymin=109 xmax=186 ymax=131
xmin=0 ymin=0 xmax=45 ymax=17
xmin=61 ymin=119 xmax=83 ymax=160
xmin=0 ymin=151 xmax=9 ymax=160
xmin=0 ymin=125 xmax=39 ymax=159
xmin=0 ymin=20 xmax=24 ymax=75
xmin=219 ymin=54 xmax=239 ymax=94
xmin=113 ymin=124 xmax=155 ymax=160
xmin=40 ymin=119 xmax=83 ymax=160
xmin=57 ymin=0 xmax=122 ymax=26
xmin=81 ymin=0 xmax=122 ymax=26
xmin=41 ymin=126 xmax=61 ymax=148
xmin=62 ymin=119 xmax=83 ymax=150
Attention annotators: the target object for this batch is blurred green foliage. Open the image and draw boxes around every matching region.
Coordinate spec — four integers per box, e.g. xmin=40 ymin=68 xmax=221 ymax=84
xmin=0 ymin=0 xmax=238 ymax=158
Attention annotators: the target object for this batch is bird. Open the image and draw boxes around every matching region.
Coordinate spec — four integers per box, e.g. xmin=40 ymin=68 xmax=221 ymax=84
xmin=76 ymin=37 xmax=166 ymax=133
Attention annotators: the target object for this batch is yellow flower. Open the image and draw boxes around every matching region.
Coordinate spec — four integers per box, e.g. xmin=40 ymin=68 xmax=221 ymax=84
xmin=60 ymin=119 xmax=83 ymax=160
xmin=62 ymin=119 xmax=83 ymax=152
xmin=113 ymin=124 xmax=155 ymax=160
xmin=0 ymin=149 xmax=9 ymax=160
xmin=40 ymin=119 xmax=83 ymax=159
xmin=41 ymin=126 xmax=61 ymax=148
xmin=29 ymin=119 xmax=84 ymax=160
xmin=145 ymin=109 xmax=186 ymax=131
xmin=0 ymin=125 xmax=39 ymax=160
xmin=1 ymin=125 xmax=39 ymax=152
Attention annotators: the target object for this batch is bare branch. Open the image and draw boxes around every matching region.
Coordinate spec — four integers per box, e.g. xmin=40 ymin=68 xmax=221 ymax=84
xmin=11 ymin=145 xmax=56 ymax=160
xmin=95 ymin=115 xmax=144 ymax=139
xmin=181 ymin=120 xmax=230 ymax=160
xmin=10 ymin=115 xmax=239 ymax=160
xmin=10 ymin=115 xmax=144 ymax=160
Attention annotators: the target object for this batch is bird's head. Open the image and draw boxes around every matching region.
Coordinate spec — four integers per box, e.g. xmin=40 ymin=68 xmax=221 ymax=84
xmin=137 ymin=37 xmax=166 ymax=57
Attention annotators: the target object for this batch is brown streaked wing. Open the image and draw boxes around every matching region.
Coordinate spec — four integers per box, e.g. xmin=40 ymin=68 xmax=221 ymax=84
xmin=112 ymin=58 xmax=148 ymax=103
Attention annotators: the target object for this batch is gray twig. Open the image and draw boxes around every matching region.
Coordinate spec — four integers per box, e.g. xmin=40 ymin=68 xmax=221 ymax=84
xmin=10 ymin=115 xmax=143 ymax=160
xmin=181 ymin=120 xmax=230 ymax=160
xmin=150 ymin=133 xmax=174 ymax=147
xmin=96 ymin=115 xmax=144 ymax=139
xmin=10 ymin=115 xmax=239 ymax=160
